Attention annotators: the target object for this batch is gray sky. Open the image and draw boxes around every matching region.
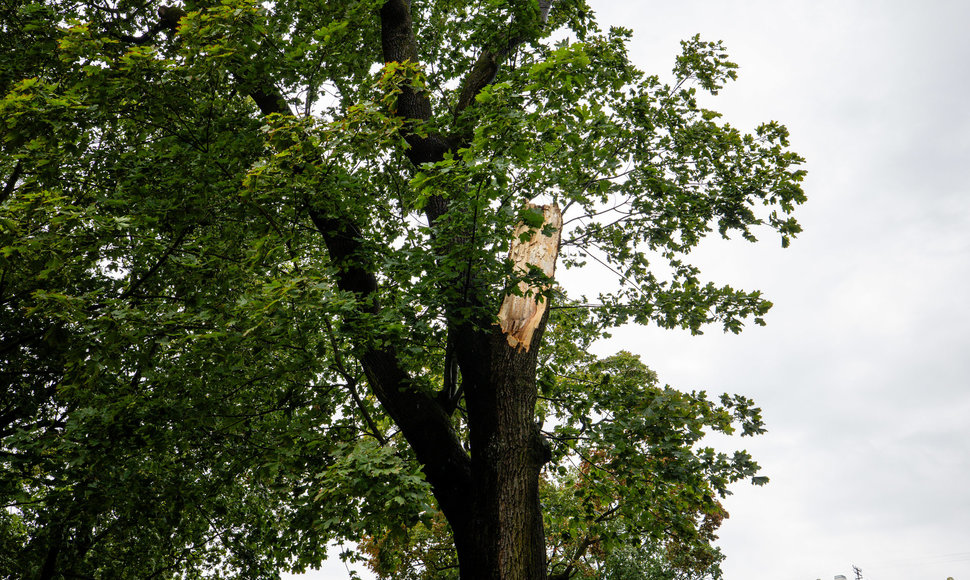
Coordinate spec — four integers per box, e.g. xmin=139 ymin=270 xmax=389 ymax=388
xmin=590 ymin=1 xmax=970 ymax=578
xmin=287 ymin=1 xmax=970 ymax=579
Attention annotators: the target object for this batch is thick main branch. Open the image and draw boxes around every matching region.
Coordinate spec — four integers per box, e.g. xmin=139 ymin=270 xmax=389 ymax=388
xmin=218 ymin=9 xmax=476 ymax=539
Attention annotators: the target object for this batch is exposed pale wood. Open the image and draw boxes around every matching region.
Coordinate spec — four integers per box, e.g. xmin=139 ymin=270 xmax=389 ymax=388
xmin=497 ymin=204 xmax=562 ymax=352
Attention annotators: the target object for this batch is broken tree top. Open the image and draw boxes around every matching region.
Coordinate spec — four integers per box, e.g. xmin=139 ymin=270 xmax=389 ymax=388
xmin=497 ymin=203 xmax=562 ymax=352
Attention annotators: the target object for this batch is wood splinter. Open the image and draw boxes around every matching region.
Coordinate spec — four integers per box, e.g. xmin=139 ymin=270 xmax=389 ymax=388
xmin=497 ymin=203 xmax=562 ymax=352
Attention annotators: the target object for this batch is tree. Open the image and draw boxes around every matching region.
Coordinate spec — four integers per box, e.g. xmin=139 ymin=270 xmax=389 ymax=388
xmin=0 ymin=0 xmax=805 ymax=578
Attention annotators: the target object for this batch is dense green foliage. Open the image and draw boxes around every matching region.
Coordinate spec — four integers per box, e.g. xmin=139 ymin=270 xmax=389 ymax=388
xmin=1 ymin=0 xmax=804 ymax=578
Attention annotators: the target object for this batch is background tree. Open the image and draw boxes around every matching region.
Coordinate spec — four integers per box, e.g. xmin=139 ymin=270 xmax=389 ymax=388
xmin=1 ymin=0 xmax=805 ymax=578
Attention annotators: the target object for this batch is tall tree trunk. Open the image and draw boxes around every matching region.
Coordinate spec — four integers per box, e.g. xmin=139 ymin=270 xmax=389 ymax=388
xmin=453 ymin=205 xmax=561 ymax=579
xmin=454 ymin=326 xmax=551 ymax=580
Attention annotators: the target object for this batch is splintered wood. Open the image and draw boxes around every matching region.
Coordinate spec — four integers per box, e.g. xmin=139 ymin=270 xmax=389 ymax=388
xmin=497 ymin=203 xmax=562 ymax=352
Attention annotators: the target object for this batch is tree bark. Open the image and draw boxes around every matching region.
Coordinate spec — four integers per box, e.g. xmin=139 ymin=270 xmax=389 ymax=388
xmin=454 ymin=205 xmax=561 ymax=579
xmin=454 ymin=323 xmax=553 ymax=580
xmin=475 ymin=329 xmax=552 ymax=580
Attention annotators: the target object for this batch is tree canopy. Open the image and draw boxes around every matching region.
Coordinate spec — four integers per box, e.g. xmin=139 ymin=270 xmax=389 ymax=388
xmin=1 ymin=0 xmax=805 ymax=578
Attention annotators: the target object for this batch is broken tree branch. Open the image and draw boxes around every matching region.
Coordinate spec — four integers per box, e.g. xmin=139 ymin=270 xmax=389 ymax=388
xmin=497 ymin=203 xmax=562 ymax=352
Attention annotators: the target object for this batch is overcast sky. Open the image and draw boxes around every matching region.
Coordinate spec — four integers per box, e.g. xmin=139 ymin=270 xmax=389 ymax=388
xmin=288 ymin=1 xmax=970 ymax=579
xmin=591 ymin=1 xmax=970 ymax=579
